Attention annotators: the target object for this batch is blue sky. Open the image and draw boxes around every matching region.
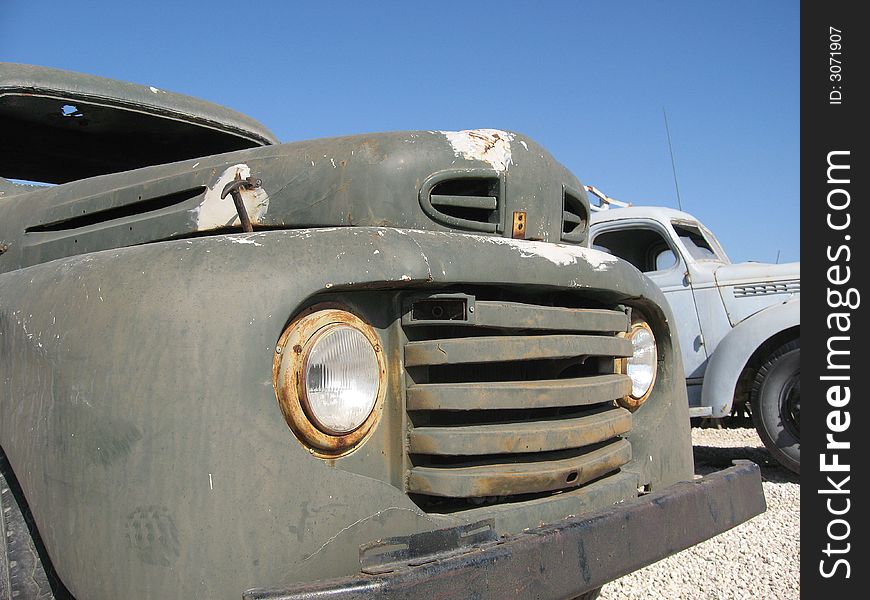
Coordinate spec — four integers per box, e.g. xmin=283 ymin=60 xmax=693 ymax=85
xmin=2 ymin=1 xmax=799 ymax=263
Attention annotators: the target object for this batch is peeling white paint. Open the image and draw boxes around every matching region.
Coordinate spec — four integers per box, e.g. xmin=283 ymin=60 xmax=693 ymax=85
xmin=478 ymin=237 xmax=618 ymax=269
xmin=228 ymin=236 xmax=264 ymax=246
xmin=395 ymin=229 xmax=617 ymax=270
xmin=193 ymin=164 xmax=270 ymax=230
xmin=519 ymin=140 xmax=529 ymax=151
xmin=441 ymin=129 xmax=515 ymax=171
xmin=191 ymin=162 xmax=200 ymax=169
xmin=148 ymin=86 xmax=161 ymax=94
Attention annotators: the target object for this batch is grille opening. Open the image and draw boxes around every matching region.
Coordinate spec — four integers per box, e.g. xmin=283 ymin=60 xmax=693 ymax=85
xmin=562 ymin=189 xmax=588 ymax=242
xmin=409 ymin=469 xmax=618 ymax=514
xmin=429 ymin=177 xmax=500 ymax=224
xmin=416 ymin=356 xmax=609 ymax=386
xmin=26 ymin=186 xmax=206 ymax=232
xmin=410 ymin=402 xmax=614 ymax=429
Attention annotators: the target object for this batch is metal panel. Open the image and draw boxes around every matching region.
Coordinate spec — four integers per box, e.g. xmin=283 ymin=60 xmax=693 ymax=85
xmin=404 ymin=334 xmax=632 ymax=366
xmin=407 ymin=374 xmax=631 ymax=411
xmin=243 ymin=463 xmax=765 ymax=600
xmin=407 ymin=439 xmax=631 ymax=498
xmin=408 ymin=408 xmax=631 ymax=455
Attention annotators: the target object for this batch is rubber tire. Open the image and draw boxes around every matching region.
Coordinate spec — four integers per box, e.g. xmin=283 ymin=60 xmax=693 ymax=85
xmin=0 ymin=454 xmax=57 ymax=600
xmin=751 ymin=340 xmax=800 ymax=473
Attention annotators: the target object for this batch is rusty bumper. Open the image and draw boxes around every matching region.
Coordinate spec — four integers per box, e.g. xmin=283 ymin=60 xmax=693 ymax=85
xmin=244 ymin=461 xmax=766 ymax=600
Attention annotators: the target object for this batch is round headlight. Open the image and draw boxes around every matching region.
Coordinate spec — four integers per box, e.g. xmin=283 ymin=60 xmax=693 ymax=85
xmin=618 ymin=321 xmax=657 ymax=410
xmin=303 ymin=325 xmax=380 ymax=434
xmin=273 ymin=308 xmax=386 ymax=457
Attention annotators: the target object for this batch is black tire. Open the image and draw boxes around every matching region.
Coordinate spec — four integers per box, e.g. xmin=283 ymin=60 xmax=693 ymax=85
xmin=0 ymin=453 xmax=59 ymax=600
xmin=751 ymin=340 xmax=800 ymax=473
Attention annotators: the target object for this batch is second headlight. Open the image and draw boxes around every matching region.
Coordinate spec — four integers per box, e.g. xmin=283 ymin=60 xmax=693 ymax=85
xmin=617 ymin=320 xmax=657 ymax=410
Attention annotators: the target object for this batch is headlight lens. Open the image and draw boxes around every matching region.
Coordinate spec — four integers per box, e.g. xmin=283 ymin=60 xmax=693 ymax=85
xmin=303 ymin=325 xmax=380 ymax=434
xmin=627 ymin=324 xmax=657 ymax=398
xmin=273 ymin=308 xmax=386 ymax=457
xmin=618 ymin=321 xmax=657 ymax=410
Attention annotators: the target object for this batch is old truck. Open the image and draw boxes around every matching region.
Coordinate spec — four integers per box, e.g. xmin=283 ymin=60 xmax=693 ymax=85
xmin=588 ymin=193 xmax=799 ymax=473
xmin=0 ymin=63 xmax=765 ymax=600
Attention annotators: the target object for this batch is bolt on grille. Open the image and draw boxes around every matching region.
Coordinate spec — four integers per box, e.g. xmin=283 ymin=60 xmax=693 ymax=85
xmin=401 ymin=293 xmax=634 ymax=512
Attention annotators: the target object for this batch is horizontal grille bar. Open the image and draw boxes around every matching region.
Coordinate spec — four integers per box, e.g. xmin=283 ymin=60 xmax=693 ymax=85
xmin=407 ymin=439 xmax=631 ymax=498
xmin=471 ymin=302 xmax=628 ymax=332
xmin=430 ymin=194 xmax=498 ymax=210
xmin=405 ymin=335 xmax=632 ymax=367
xmin=407 ymin=374 xmax=631 ymax=411
xmin=408 ymin=407 xmax=631 ymax=455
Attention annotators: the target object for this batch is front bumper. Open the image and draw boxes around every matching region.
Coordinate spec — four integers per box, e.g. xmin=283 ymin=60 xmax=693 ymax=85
xmin=245 ymin=461 xmax=765 ymax=600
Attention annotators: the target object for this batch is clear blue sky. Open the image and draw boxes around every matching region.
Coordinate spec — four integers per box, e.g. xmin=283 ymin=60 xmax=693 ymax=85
xmin=2 ymin=1 xmax=799 ymax=264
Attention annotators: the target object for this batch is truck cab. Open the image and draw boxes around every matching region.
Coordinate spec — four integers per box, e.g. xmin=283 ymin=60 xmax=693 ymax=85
xmin=589 ymin=203 xmax=800 ymax=473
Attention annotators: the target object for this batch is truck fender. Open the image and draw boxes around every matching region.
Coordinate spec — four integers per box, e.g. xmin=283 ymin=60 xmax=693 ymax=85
xmin=701 ymin=298 xmax=800 ymax=417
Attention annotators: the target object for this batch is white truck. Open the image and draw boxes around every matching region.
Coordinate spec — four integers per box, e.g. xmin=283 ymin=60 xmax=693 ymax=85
xmin=588 ymin=190 xmax=799 ymax=473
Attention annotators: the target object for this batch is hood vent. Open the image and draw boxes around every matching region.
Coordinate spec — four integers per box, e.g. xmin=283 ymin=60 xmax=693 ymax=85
xmin=561 ymin=186 xmax=588 ymax=243
xmin=733 ymin=280 xmax=800 ymax=298
xmin=420 ymin=169 xmax=502 ymax=233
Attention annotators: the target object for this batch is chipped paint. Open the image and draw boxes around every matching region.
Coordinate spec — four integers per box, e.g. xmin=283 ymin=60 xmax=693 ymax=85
xmin=481 ymin=238 xmax=617 ymax=270
xmin=227 ymin=236 xmax=263 ymax=247
xmin=148 ymin=86 xmax=161 ymax=94
xmin=441 ymin=129 xmax=515 ymax=171
xmin=193 ymin=164 xmax=270 ymax=230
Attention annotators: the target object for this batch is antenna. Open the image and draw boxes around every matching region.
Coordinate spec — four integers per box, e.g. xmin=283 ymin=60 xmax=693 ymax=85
xmin=776 ymin=250 xmax=781 ymax=264
xmin=663 ymin=107 xmax=683 ymax=211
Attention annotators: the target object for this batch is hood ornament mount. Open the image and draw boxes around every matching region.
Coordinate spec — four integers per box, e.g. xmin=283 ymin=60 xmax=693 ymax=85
xmin=221 ymin=172 xmax=262 ymax=233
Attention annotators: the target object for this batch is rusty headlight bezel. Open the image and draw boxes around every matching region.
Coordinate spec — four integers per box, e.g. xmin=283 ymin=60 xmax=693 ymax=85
xmin=616 ymin=320 xmax=658 ymax=411
xmin=273 ymin=306 xmax=386 ymax=458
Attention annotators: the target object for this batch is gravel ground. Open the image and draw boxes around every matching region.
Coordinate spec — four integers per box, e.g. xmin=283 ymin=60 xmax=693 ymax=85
xmin=599 ymin=424 xmax=799 ymax=600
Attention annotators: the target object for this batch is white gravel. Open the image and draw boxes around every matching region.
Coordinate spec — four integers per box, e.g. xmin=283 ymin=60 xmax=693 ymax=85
xmin=599 ymin=425 xmax=799 ymax=600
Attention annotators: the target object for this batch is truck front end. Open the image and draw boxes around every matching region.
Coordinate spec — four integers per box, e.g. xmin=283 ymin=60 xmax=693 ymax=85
xmin=1 ymin=127 xmax=765 ymax=599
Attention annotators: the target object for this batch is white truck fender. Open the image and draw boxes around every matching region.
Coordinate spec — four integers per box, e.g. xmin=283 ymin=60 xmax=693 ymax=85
xmin=701 ymin=297 xmax=800 ymax=417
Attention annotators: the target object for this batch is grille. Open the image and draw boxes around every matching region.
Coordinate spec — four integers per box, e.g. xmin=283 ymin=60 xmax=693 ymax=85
xmin=733 ymin=280 xmax=800 ymax=298
xmin=402 ymin=293 xmax=634 ymax=511
xmin=419 ymin=170 xmax=503 ymax=234
xmin=561 ymin=185 xmax=588 ymax=243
